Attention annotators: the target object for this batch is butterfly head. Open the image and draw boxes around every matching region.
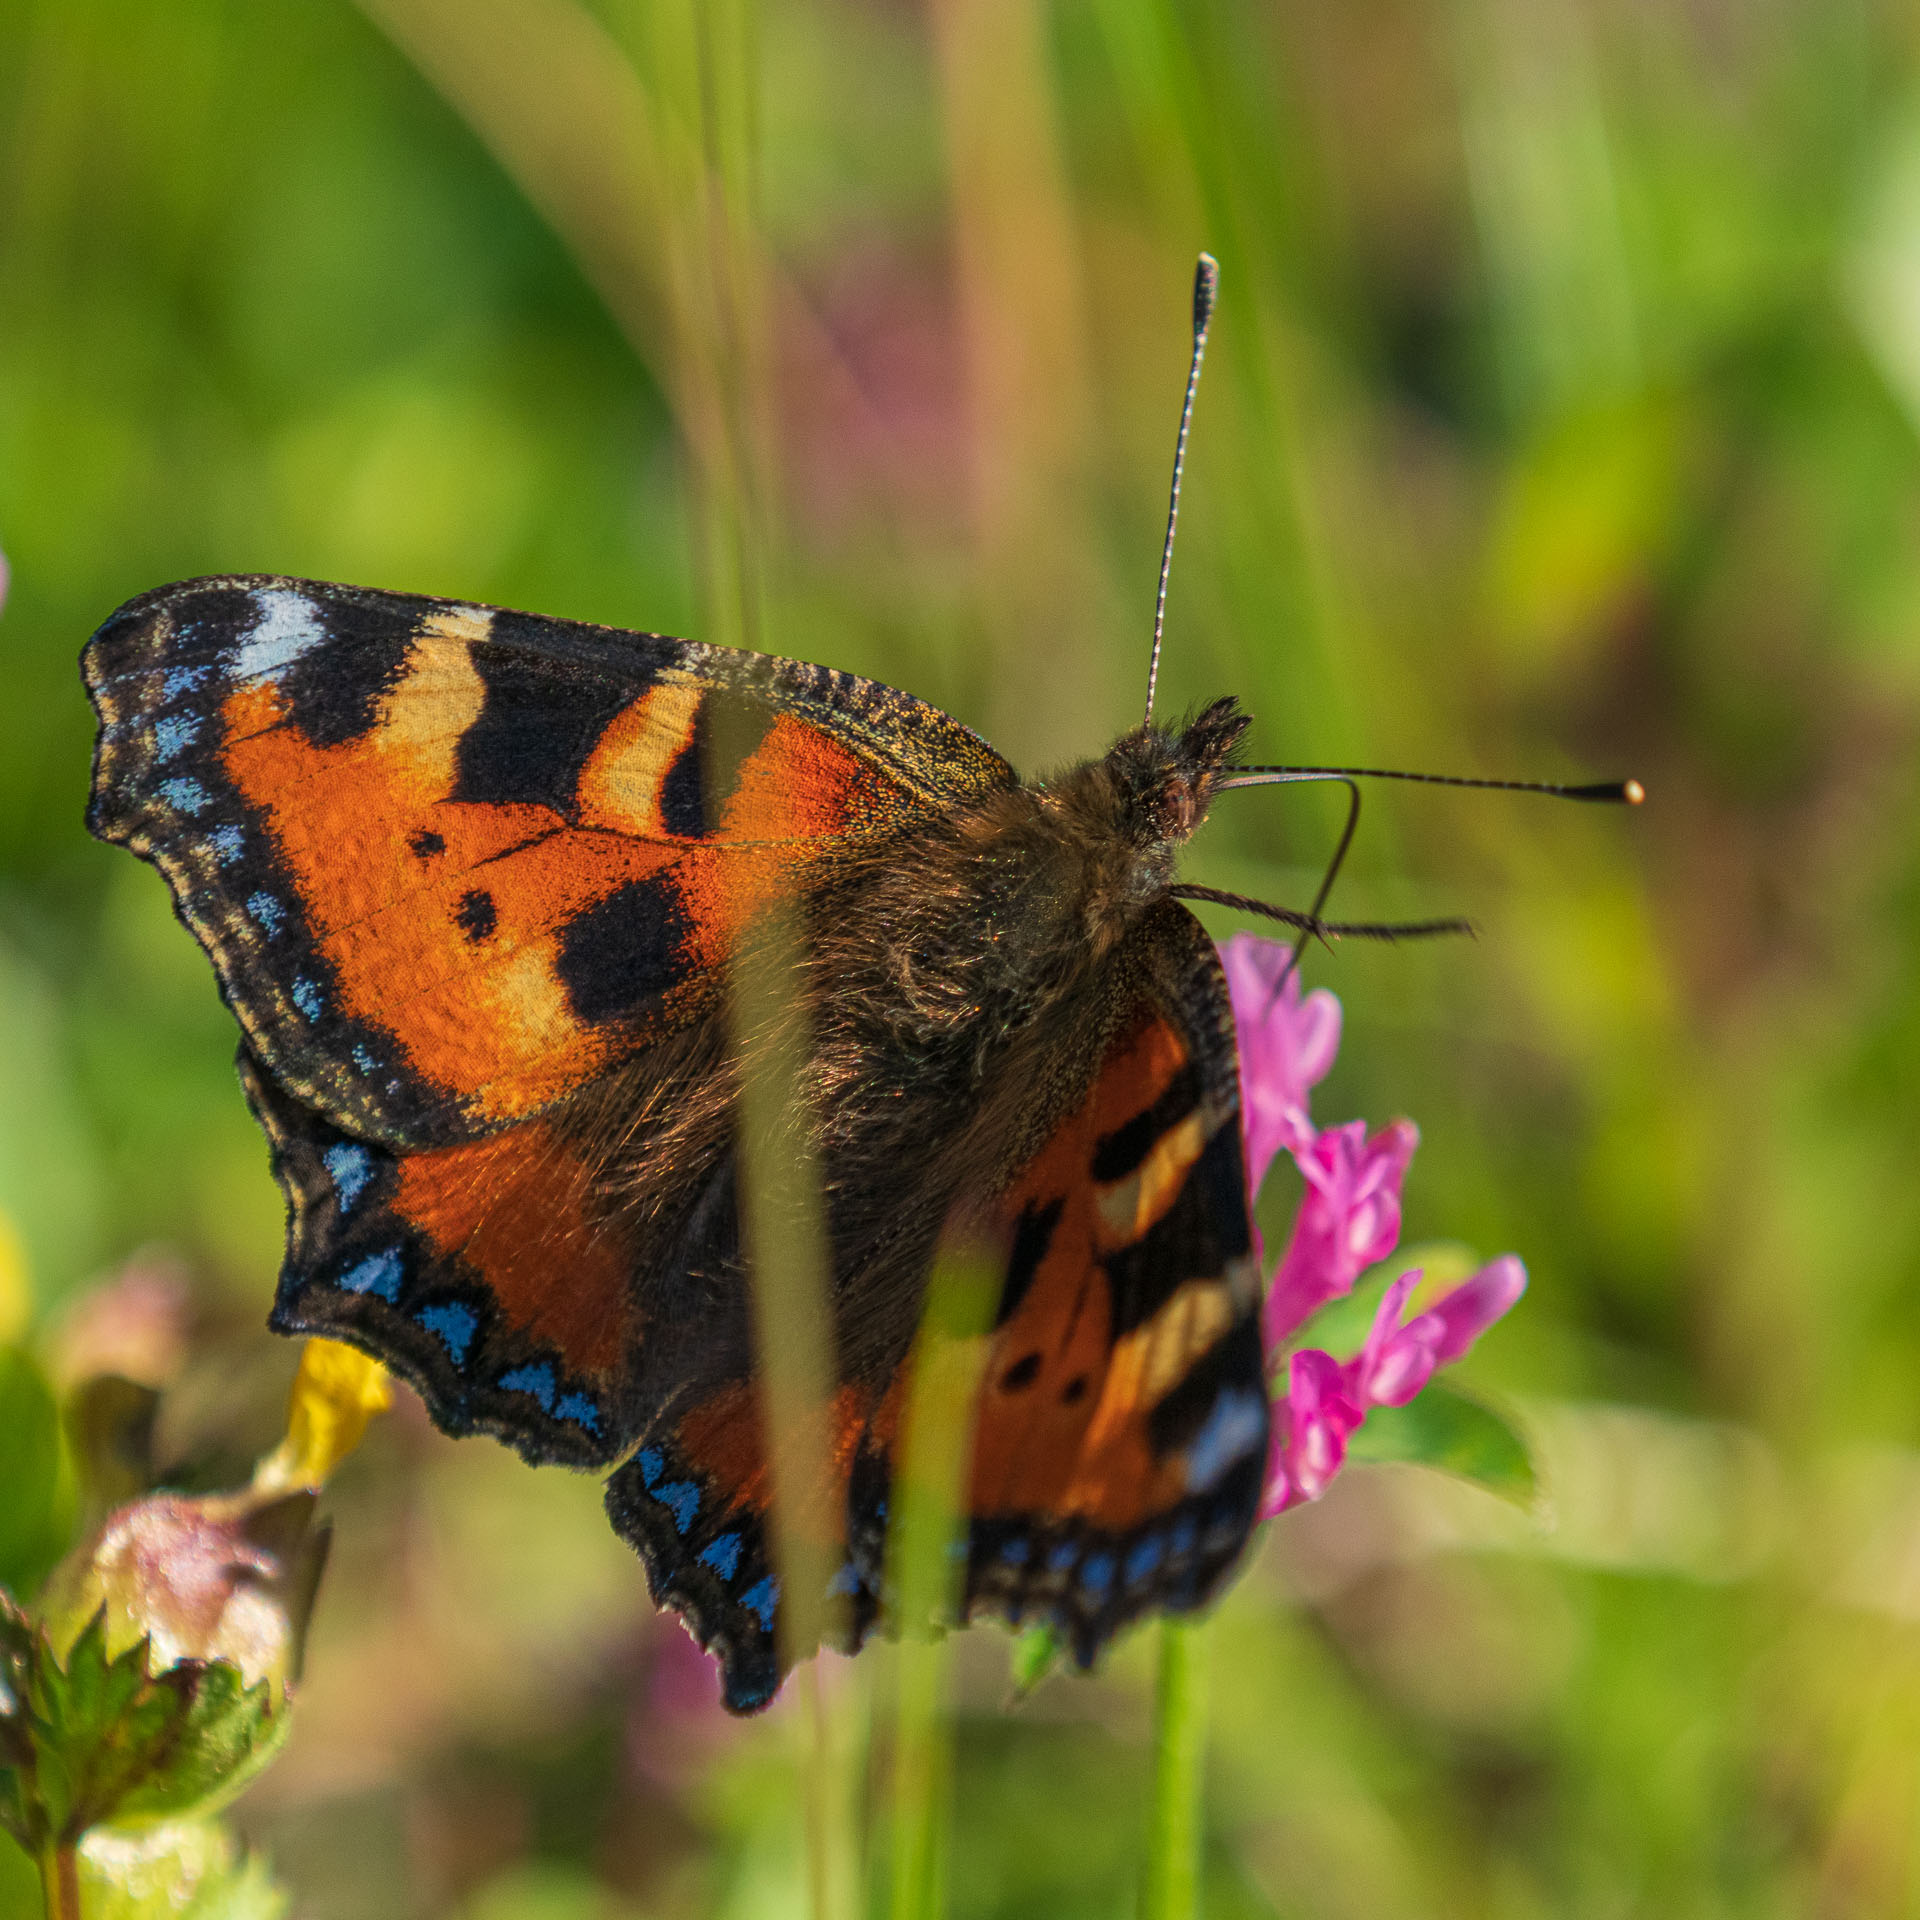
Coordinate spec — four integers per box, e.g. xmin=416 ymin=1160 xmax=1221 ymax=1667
xmin=1101 ymin=696 xmax=1250 ymax=867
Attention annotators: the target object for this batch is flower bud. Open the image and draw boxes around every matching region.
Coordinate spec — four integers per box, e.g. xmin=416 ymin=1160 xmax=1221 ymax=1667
xmin=36 ymin=1486 xmax=327 ymax=1700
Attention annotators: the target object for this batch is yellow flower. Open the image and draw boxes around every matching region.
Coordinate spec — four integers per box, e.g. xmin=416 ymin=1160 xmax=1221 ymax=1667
xmin=252 ymin=1338 xmax=394 ymax=1495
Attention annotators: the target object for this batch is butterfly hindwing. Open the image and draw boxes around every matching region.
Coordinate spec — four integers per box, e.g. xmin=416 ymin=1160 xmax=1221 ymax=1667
xmin=605 ymin=1383 xmax=890 ymax=1714
xmin=957 ymin=902 xmax=1267 ymax=1664
xmin=604 ymin=903 xmax=1265 ymax=1709
xmin=84 ymin=575 xmax=1015 ymax=1148
xmin=243 ymin=1049 xmax=640 ymax=1467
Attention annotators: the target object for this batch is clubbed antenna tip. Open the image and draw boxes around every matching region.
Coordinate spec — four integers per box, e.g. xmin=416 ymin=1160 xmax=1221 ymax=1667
xmin=1193 ymin=253 xmax=1218 ymax=335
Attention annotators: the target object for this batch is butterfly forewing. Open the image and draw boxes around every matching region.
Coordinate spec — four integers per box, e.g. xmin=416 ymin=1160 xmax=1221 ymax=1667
xmin=84 ymin=575 xmax=1014 ymax=1148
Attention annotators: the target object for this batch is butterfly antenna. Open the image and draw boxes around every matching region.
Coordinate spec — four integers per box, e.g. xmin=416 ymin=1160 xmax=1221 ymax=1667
xmin=1276 ymin=776 xmax=1362 ymax=988
xmin=1143 ymin=252 xmax=1219 ymax=728
xmin=1167 ymin=884 xmax=1473 ymax=943
xmin=1201 ymin=765 xmax=1641 ymax=976
xmin=1218 ymin=765 xmax=1646 ymax=805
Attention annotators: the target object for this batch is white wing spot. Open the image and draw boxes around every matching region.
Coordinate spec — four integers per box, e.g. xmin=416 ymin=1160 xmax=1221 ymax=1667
xmin=1183 ymin=1388 xmax=1266 ymax=1494
xmin=235 ymin=587 xmax=325 ymax=683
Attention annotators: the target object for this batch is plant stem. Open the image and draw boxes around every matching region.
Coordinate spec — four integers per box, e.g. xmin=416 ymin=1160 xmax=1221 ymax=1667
xmin=801 ymin=1660 xmax=857 ymax=1920
xmin=887 ymin=1629 xmax=949 ymax=1920
xmin=40 ymin=1843 xmax=80 ymax=1920
xmin=885 ymin=1249 xmax=996 ymax=1920
xmin=1142 ymin=1619 xmax=1209 ymax=1920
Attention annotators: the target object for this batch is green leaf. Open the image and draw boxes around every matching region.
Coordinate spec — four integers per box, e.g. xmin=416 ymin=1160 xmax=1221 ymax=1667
xmin=80 ymin=1818 xmax=288 ymax=1919
xmin=105 ymin=1657 xmax=291 ymax=1828
xmin=0 ymin=1346 xmax=75 ymax=1598
xmin=1281 ymin=1244 xmax=1486 ymax=1362
xmin=1007 ymin=1624 xmax=1064 ymax=1702
xmin=0 ymin=1830 xmax=37 ymax=1920
xmin=1346 ymin=1381 xmax=1538 ymax=1505
xmin=0 ymin=1599 xmax=290 ymax=1849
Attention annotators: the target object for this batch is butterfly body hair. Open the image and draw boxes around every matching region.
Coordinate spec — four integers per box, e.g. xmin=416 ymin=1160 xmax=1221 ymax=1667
xmin=576 ymin=699 xmax=1252 ymax=1407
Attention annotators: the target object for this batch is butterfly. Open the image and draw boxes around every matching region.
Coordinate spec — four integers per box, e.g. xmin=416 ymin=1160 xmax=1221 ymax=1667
xmin=82 ymin=259 xmax=1532 ymax=1713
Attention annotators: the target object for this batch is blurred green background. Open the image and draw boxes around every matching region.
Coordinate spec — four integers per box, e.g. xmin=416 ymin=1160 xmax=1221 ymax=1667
xmin=6 ymin=0 xmax=1920 ymax=1913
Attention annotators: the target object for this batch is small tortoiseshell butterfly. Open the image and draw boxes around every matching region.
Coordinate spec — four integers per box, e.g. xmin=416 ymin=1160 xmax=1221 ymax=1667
xmin=81 ymin=259 xmax=1630 ymax=1712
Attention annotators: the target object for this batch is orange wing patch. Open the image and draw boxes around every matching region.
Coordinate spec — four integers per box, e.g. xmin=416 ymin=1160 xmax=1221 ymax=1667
xmin=218 ymin=614 xmax=911 ymax=1129
xmin=671 ymin=1378 xmax=876 ymax=1542
xmin=723 ymin=713 xmax=890 ymax=843
xmin=388 ymin=1121 xmax=638 ymax=1379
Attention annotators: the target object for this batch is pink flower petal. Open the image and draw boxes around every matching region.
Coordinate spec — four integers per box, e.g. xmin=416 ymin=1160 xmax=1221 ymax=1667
xmin=1219 ymin=934 xmax=1342 ymax=1198
xmin=1261 ymin=1347 xmax=1365 ymax=1517
xmin=1349 ymin=1259 xmax=1529 ymax=1410
xmin=1352 ymin=1270 xmax=1433 ymax=1405
xmin=1262 ymin=1118 xmax=1418 ymax=1351
xmin=1425 ymin=1255 xmax=1528 ymax=1364
xmin=1355 ymin=1258 xmax=1529 ymax=1412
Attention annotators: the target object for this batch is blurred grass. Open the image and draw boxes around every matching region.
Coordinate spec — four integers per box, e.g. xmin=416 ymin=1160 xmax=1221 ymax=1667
xmin=881 ymin=1246 xmax=995 ymax=1920
xmin=6 ymin=0 xmax=1920 ymax=1913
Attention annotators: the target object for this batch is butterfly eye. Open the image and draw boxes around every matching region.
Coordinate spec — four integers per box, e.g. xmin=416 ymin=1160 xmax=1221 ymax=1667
xmin=1161 ymin=778 xmax=1199 ymax=838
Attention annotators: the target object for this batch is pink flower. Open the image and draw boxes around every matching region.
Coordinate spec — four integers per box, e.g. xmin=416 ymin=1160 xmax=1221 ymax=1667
xmin=1261 ymin=1260 xmax=1527 ymax=1517
xmin=1268 ymin=1348 xmax=1358 ymax=1507
xmin=1218 ymin=935 xmax=1528 ymax=1519
xmin=1262 ymin=1118 xmax=1418 ymax=1351
xmin=1219 ymin=932 xmax=1342 ymax=1198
